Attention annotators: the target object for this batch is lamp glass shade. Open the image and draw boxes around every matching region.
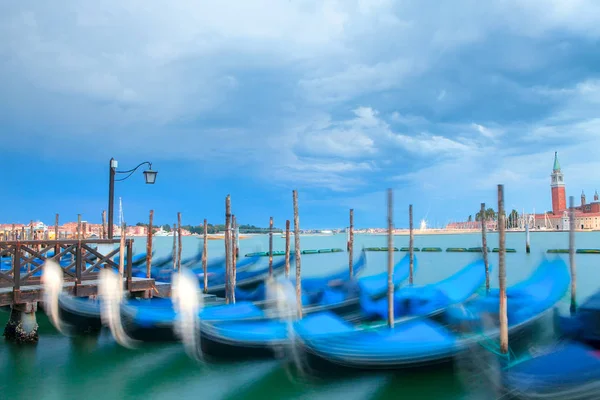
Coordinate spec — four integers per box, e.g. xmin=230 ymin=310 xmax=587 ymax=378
xmin=144 ymin=169 xmax=157 ymax=184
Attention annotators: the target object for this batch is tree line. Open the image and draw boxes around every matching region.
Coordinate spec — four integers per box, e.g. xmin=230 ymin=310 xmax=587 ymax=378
xmin=135 ymin=222 xmax=281 ymax=234
xmin=467 ymin=208 xmax=521 ymax=228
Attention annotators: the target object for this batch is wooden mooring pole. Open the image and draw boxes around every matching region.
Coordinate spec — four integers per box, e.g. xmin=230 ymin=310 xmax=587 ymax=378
xmin=119 ymin=223 xmax=126 ymax=278
xmin=268 ymin=217 xmax=274 ymax=277
xmin=349 ymin=209 xmax=354 ymax=278
xmin=77 ymin=215 xmax=82 ymax=240
xmin=225 ymin=195 xmax=232 ymax=304
xmin=498 ymin=184 xmax=508 ymax=355
xmin=172 ymin=221 xmax=177 ymax=271
xmin=285 ymin=220 xmax=291 ymax=279
xmin=387 ymin=189 xmax=394 ymax=328
xmin=177 ymin=212 xmax=182 ymax=271
xmin=101 ymin=210 xmax=107 ymax=239
xmin=235 ymin=222 xmax=240 ymax=259
xmin=525 ymin=219 xmax=531 ymax=254
xmin=203 ymin=219 xmax=208 ymax=294
xmin=569 ymin=196 xmax=577 ymax=315
xmin=146 ymin=210 xmax=154 ymax=279
xmin=231 ymin=214 xmax=237 ymax=304
xmin=293 ymin=190 xmax=302 ymax=318
xmin=409 ymin=204 xmax=414 ymax=285
xmin=481 ymin=202 xmax=490 ymax=293
xmin=54 ymin=214 xmax=59 ymax=260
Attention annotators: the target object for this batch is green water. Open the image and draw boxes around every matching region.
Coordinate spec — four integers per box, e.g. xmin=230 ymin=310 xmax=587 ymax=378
xmin=1 ymin=232 xmax=599 ymax=399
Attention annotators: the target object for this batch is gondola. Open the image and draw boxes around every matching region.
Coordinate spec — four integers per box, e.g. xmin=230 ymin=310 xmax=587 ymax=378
xmin=197 ymin=252 xmax=418 ymax=360
xmin=199 ymin=255 xmax=289 ymax=297
xmin=114 ymin=252 xmax=362 ymax=343
xmin=292 ymin=257 xmax=569 ymax=372
xmin=500 ymin=289 xmax=600 ymax=399
xmin=133 ymin=249 xmax=205 ymax=279
xmin=149 ymin=254 xmax=257 ymax=282
xmin=44 ymin=254 xmax=260 ymax=335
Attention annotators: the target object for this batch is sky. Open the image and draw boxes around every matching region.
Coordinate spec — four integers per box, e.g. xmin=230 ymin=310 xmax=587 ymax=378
xmin=2 ymin=0 xmax=600 ymax=229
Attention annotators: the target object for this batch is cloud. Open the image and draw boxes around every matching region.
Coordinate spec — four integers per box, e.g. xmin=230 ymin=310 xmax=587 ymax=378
xmin=471 ymin=123 xmax=502 ymax=140
xmin=3 ymin=0 xmax=600 ymax=225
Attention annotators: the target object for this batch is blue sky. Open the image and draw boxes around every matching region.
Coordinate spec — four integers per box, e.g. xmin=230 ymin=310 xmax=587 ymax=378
xmin=2 ymin=1 xmax=600 ymax=229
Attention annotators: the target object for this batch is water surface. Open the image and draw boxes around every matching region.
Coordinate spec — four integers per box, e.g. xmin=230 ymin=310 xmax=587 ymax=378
xmin=1 ymin=232 xmax=597 ymax=399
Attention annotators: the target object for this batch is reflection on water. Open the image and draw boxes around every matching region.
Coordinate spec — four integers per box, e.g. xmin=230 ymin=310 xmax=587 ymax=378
xmin=0 ymin=233 xmax=599 ymax=399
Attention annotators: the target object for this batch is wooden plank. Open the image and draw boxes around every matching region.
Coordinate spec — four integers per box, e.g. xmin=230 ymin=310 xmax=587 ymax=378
xmin=0 ymin=277 xmax=156 ymax=306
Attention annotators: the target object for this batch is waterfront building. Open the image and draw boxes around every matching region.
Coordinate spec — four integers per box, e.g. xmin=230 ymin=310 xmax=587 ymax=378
xmin=534 ymin=152 xmax=600 ymax=230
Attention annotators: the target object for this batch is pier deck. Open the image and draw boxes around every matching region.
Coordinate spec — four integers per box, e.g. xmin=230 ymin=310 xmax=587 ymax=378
xmin=0 ymin=238 xmax=171 ymax=307
xmin=0 ymin=277 xmax=171 ymax=307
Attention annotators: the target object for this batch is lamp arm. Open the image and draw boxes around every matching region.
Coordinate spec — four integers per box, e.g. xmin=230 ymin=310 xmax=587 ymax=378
xmin=116 ymin=161 xmax=152 ymax=174
xmin=114 ymin=161 xmax=153 ymax=182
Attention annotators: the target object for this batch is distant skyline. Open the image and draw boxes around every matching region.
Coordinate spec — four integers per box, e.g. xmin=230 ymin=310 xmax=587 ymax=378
xmin=2 ymin=2 xmax=600 ymax=229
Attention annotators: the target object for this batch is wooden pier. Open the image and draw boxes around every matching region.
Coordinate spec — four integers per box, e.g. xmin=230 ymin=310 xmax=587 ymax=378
xmin=0 ymin=239 xmax=161 ymax=307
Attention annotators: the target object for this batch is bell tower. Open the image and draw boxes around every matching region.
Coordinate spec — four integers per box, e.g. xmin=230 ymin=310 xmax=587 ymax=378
xmin=551 ymin=152 xmax=566 ymax=214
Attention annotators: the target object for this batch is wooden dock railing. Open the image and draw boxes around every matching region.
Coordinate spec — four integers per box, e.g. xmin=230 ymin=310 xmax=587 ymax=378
xmin=0 ymin=239 xmax=135 ymax=304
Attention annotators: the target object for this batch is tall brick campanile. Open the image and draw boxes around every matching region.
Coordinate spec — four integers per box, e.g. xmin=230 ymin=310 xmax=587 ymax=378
xmin=551 ymin=152 xmax=566 ymax=214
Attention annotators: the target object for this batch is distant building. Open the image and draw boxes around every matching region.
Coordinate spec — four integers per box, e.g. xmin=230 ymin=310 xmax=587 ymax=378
xmin=445 ymin=221 xmax=497 ymax=230
xmin=534 ymin=152 xmax=600 ymax=230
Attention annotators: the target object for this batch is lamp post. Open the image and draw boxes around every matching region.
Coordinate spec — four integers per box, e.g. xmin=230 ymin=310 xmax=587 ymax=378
xmin=107 ymin=158 xmax=158 ymax=239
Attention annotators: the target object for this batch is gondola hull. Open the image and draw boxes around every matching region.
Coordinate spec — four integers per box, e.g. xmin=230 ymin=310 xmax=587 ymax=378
xmin=293 ymin=258 xmax=570 ymax=373
xmin=57 ymin=295 xmax=103 ymax=334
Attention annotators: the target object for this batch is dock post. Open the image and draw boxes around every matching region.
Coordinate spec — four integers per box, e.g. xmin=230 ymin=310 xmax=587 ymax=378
xmin=203 ymin=219 xmax=208 ymax=294
xmin=177 ymin=212 xmax=182 ymax=271
xmin=268 ymin=217 xmax=274 ymax=276
xmin=235 ymin=222 xmax=240 ymax=258
xmin=349 ymin=209 xmax=354 ymax=278
xmin=525 ymin=218 xmax=531 ymax=254
xmin=498 ymin=185 xmax=508 ymax=355
xmin=126 ymin=237 xmax=133 ymax=292
xmin=54 ymin=213 xmax=59 ymax=260
xmin=146 ymin=210 xmax=154 ymax=279
xmin=293 ymin=190 xmax=302 ymax=318
xmin=3 ymin=303 xmax=38 ymax=344
xmin=225 ymin=195 xmax=232 ymax=304
xmin=77 ymin=214 xmax=82 ymax=240
xmin=569 ymin=196 xmax=577 ymax=315
xmin=75 ymin=238 xmax=82 ymax=295
xmin=101 ymin=210 xmax=107 ymax=239
xmin=481 ymin=203 xmax=490 ymax=293
xmin=171 ymin=221 xmax=177 ymax=271
xmin=285 ymin=220 xmax=291 ymax=279
xmin=119 ymin=223 xmax=126 ymax=279
xmin=387 ymin=189 xmax=394 ymax=328
xmin=232 ymin=214 xmax=237 ymax=304
xmin=409 ymin=204 xmax=414 ymax=285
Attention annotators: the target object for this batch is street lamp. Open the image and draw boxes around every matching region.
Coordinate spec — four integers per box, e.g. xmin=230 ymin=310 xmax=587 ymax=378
xmin=108 ymin=158 xmax=158 ymax=239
